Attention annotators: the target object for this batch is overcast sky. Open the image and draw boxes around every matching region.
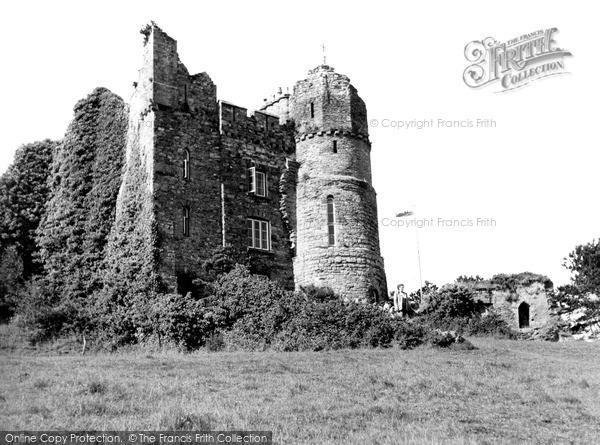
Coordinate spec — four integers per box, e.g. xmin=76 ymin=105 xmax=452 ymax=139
xmin=1 ymin=0 xmax=598 ymax=292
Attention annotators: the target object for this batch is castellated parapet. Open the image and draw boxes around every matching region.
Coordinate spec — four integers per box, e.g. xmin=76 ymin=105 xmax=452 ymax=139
xmin=112 ymin=22 xmax=387 ymax=300
xmin=290 ymin=66 xmax=387 ymax=301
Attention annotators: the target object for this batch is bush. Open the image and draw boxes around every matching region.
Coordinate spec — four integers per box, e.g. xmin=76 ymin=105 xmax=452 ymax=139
xmin=149 ymin=293 xmax=217 ymax=351
xmin=273 ymin=298 xmax=397 ymax=351
xmin=212 ymin=265 xmax=297 ymax=347
xmin=422 ymin=284 xmax=478 ymax=319
xmin=392 ymin=319 xmax=427 ymax=349
xmin=16 ymin=278 xmax=77 ymax=344
xmin=466 ymin=310 xmax=518 ymax=339
xmin=211 ymin=265 xmax=415 ymax=351
xmin=205 ymin=332 xmax=225 ymax=352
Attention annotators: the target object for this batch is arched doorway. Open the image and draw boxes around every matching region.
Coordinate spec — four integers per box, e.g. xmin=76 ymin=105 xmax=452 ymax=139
xmin=518 ymin=302 xmax=530 ymax=328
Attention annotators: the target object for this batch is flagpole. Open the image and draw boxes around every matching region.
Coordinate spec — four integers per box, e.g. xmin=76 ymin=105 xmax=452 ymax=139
xmin=414 ymin=203 xmax=424 ymax=303
xmin=396 ymin=205 xmax=424 ymax=304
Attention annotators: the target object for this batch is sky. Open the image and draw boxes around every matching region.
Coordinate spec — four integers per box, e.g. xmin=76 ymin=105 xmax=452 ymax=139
xmin=1 ymin=0 xmax=598 ymax=292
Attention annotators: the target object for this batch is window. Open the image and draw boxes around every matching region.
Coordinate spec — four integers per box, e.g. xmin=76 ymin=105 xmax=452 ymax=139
xmin=327 ymin=196 xmax=335 ymax=246
xmin=310 ymin=102 xmax=315 ymax=118
xmin=183 ymin=206 xmax=190 ymax=237
xmin=332 ymin=140 xmax=338 ymax=153
xmin=247 ymin=218 xmax=270 ymax=250
xmin=248 ymin=167 xmax=267 ymax=197
xmin=183 ymin=149 xmax=190 ymax=179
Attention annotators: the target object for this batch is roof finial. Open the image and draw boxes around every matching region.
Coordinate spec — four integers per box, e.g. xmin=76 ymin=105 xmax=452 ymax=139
xmin=321 ymin=42 xmax=327 ymax=65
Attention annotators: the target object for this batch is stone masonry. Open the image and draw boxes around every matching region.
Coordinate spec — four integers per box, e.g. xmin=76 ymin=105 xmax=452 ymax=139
xmin=113 ymin=23 xmax=388 ymax=300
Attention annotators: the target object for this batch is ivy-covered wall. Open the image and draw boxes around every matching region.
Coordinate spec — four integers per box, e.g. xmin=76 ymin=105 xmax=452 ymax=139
xmin=36 ymin=88 xmax=127 ymax=307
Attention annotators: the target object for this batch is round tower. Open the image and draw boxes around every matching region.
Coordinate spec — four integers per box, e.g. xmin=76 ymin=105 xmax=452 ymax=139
xmin=291 ymin=65 xmax=388 ymax=302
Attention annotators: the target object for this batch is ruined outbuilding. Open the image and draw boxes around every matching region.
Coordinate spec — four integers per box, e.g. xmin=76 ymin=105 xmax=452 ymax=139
xmin=466 ymin=273 xmax=553 ymax=330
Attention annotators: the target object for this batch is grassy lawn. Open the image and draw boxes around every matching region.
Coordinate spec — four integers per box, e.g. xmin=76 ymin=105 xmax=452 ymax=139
xmin=1 ymin=330 xmax=599 ymax=444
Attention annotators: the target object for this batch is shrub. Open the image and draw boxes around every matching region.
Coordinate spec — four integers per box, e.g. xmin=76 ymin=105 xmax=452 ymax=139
xmin=422 ymin=284 xmax=478 ymax=319
xmin=466 ymin=310 xmax=518 ymax=339
xmin=391 ymin=319 xmax=427 ymax=349
xmin=205 ymin=332 xmax=225 ymax=352
xmin=272 ymin=298 xmax=399 ymax=351
xmin=212 ymin=265 xmax=297 ymax=346
xmin=149 ymin=293 xmax=212 ymax=350
xmin=211 ymin=265 xmax=412 ymax=351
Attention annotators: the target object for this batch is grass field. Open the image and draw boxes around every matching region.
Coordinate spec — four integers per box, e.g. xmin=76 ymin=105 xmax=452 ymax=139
xmin=1 ymin=326 xmax=599 ymax=444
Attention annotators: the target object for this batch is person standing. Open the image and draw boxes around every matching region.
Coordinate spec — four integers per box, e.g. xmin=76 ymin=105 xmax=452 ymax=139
xmin=395 ymin=284 xmax=409 ymax=316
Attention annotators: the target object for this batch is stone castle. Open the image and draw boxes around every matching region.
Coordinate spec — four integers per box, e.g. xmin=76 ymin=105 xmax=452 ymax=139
xmin=116 ymin=23 xmax=387 ymax=301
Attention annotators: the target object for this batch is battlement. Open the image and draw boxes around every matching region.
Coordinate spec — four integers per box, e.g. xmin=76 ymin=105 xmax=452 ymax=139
xmin=118 ymin=22 xmax=386 ymax=301
xmin=219 ymin=100 xmax=293 ymax=151
xmin=261 ymin=88 xmax=291 ymax=109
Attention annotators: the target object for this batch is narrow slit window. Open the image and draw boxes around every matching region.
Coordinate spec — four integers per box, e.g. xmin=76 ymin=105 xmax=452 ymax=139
xmin=310 ymin=102 xmax=315 ymax=118
xmin=183 ymin=206 xmax=190 ymax=237
xmin=327 ymin=196 xmax=335 ymax=246
xmin=333 ymin=140 xmax=338 ymax=153
xmin=183 ymin=149 xmax=190 ymax=179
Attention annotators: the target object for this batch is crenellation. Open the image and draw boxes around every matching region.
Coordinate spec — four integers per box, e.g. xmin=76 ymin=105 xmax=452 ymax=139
xmin=112 ymin=22 xmax=387 ymax=300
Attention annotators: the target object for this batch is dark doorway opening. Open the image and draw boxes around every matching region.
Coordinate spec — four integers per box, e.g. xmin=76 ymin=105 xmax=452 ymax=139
xmin=518 ymin=302 xmax=530 ymax=328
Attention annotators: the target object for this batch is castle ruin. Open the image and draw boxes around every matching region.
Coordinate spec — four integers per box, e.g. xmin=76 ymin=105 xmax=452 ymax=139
xmin=114 ymin=23 xmax=388 ymax=301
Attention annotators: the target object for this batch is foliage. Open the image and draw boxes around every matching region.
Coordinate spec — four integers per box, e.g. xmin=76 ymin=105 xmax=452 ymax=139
xmin=0 ymin=139 xmax=56 ymax=322
xmin=31 ymin=88 xmax=127 ymax=339
xmin=208 ymin=266 xmax=417 ymax=351
xmin=298 ymin=284 xmax=337 ymax=302
xmin=455 ymin=275 xmax=484 ymax=283
xmin=489 ymin=272 xmax=553 ymax=292
xmin=465 ymin=310 xmax=518 ymax=339
xmin=550 ymin=239 xmax=600 ymax=323
xmin=211 ymin=265 xmax=297 ymax=344
xmin=148 ymin=293 xmax=218 ymax=350
xmin=15 ymin=277 xmax=75 ymax=344
xmin=391 ymin=319 xmax=427 ymax=349
xmin=410 ymin=280 xmax=438 ymax=312
xmin=412 ymin=283 xmax=517 ymax=339
xmin=0 ymin=139 xmax=57 ymax=279
xmin=419 ymin=284 xmax=478 ymax=319
xmin=0 ymin=247 xmax=24 ymax=322
xmin=273 ymin=298 xmax=397 ymax=351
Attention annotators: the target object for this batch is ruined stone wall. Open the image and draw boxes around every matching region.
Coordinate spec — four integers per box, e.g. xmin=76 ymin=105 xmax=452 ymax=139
xmin=219 ymin=102 xmax=296 ymax=288
xmin=260 ymin=92 xmax=291 ymax=125
xmin=470 ymin=278 xmax=552 ymax=330
xmin=291 ymin=65 xmax=387 ymax=301
xmin=104 ymin=24 xmax=161 ymax=297
xmin=111 ymin=24 xmax=388 ymax=301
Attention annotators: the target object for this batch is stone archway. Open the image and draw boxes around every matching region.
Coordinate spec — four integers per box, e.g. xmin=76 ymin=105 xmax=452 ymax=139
xmin=518 ymin=302 xmax=530 ymax=328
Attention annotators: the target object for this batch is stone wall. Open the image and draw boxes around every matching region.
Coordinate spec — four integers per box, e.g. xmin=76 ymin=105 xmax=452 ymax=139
xmin=291 ymin=65 xmax=388 ymax=301
xmin=469 ymin=275 xmax=553 ymax=330
xmin=111 ymin=23 xmax=388 ymax=301
xmin=219 ymin=102 xmax=296 ymax=289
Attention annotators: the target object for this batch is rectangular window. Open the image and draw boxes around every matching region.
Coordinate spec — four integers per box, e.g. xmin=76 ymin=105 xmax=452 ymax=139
xmin=248 ymin=167 xmax=267 ymax=197
xmin=310 ymin=102 xmax=315 ymax=118
xmin=247 ymin=218 xmax=270 ymax=251
xmin=333 ymin=140 xmax=338 ymax=153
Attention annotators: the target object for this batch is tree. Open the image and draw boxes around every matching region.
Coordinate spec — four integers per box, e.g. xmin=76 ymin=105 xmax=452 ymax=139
xmin=0 ymin=139 xmax=56 ymax=278
xmin=0 ymin=139 xmax=56 ymax=321
xmin=31 ymin=87 xmax=127 ymax=338
xmin=553 ymin=239 xmax=600 ymax=321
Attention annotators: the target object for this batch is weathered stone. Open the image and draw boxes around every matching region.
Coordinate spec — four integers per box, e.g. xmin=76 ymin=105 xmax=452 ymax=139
xmin=111 ymin=23 xmax=387 ymax=301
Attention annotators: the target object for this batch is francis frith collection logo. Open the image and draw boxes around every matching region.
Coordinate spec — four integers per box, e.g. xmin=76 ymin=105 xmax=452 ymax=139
xmin=463 ymin=27 xmax=572 ymax=92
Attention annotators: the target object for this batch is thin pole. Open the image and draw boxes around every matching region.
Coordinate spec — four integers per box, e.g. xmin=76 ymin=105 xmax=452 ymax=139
xmin=414 ymin=204 xmax=423 ymax=302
